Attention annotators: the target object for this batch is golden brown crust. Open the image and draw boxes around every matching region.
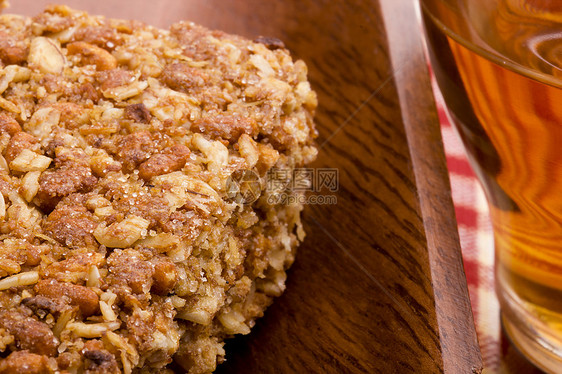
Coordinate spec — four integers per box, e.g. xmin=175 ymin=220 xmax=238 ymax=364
xmin=138 ymin=144 xmax=190 ymax=181
xmin=0 ymin=310 xmax=59 ymax=357
xmin=0 ymin=350 xmax=52 ymax=374
xmin=0 ymin=112 xmax=20 ymax=135
xmin=35 ymin=279 xmax=100 ymax=317
xmin=0 ymin=5 xmax=317 ymax=373
xmin=4 ymin=131 xmax=37 ymax=164
xmin=0 ymin=31 xmax=27 ymax=65
xmin=192 ymin=113 xmax=259 ymax=143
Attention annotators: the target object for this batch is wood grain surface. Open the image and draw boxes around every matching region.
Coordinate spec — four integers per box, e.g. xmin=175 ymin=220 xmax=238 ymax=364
xmin=9 ymin=0 xmax=483 ymax=372
xmin=379 ymin=1 xmax=483 ymax=373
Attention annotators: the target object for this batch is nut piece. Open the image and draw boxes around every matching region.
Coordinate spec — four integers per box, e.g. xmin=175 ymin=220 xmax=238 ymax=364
xmin=237 ymin=134 xmax=259 ymax=168
xmin=4 ymin=132 xmax=38 ymax=165
xmin=94 ymin=215 xmax=150 ymax=248
xmin=21 ymin=171 xmax=41 ymax=202
xmin=24 ymin=107 xmax=61 ymax=140
xmin=138 ymin=144 xmax=190 ymax=180
xmin=9 ymin=149 xmax=52 ymax=172
xmin=192 ymin=134 xmax=228 ymax=173
xmin=0 ymin=65 xmax=31 ymax=95
xmin=218 ymin=310 xmax=251 ymax=335
xmin=67 ymin=41 xmax=117 ymax=71
xmin=28 ymin=37 xmax=65 ymax=75
xmin=99 ymin=300 xmax=117 ymax=321
xmin=89 ymin=149 xmax=122 ymax=177
xmin=35 ymin=279 xmax=100 ymax=317
xmin=0 ymin=259 xmax=20 ymax=275
xmin=102 ymin=80 xmax=148 ymax=101
xmin=136 ymin=233 xmax=179 ymax=251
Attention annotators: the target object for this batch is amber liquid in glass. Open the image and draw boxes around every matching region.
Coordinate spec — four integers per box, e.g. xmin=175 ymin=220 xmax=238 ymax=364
xmin=422 ymin=0 xmax=562 ymax=369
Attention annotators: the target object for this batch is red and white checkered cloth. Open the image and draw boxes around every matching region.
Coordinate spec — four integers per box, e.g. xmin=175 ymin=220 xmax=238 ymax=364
xmin=432 ymin=81 xmax=502 ymax=371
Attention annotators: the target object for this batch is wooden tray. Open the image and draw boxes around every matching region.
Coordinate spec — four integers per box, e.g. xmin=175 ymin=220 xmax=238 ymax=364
xmin=10 ymin=0 xmax=483 ymax=372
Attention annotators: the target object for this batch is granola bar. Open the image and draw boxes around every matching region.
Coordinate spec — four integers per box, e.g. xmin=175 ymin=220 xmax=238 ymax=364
xmin=0 ymin=5 xmax=317 ymax=373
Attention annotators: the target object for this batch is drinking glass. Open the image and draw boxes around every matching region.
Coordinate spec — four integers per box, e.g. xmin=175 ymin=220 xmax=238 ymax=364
xmin=420 ymin=0 xmax=562 ymax=372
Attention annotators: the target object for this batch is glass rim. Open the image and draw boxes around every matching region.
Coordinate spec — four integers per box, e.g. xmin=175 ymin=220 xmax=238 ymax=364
xmin=420 ymin=1 xmax=562 ymax=90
